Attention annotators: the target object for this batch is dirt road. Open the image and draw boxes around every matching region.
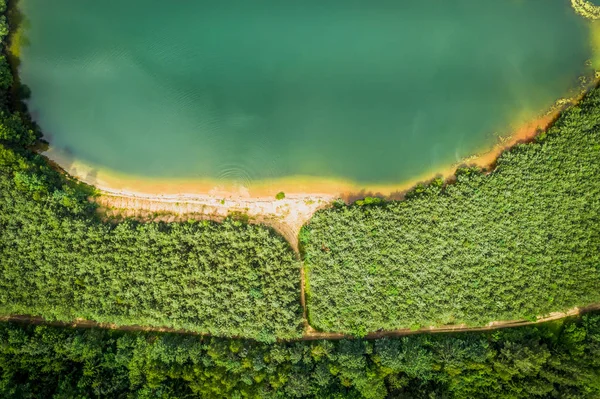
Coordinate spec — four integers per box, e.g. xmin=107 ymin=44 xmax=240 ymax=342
xmin=3 ymin=303 xmax=599 ymax=341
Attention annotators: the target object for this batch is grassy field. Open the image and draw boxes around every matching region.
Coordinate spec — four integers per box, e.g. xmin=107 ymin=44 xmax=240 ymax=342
xmin=302 ymin=88 xmax=600 ymax=336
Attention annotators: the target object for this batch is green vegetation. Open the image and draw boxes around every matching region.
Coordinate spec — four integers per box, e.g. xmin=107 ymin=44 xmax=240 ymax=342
xmin=302 ymin=91 xmax=600 ymax=336
xmin=0 ymin=11 xmax=302 ymax=341
xmin=1 ymin=312 xmax=600 ymax=398
xmin=571 ymin=0 xmax=600 ymax=20
xmin=0 ymin=184 xmax=303 ymax=340
xmin=276 ymin=191 xmax=286 ymax=200
xmin=1 ymin=5 xmax=600 ymax=398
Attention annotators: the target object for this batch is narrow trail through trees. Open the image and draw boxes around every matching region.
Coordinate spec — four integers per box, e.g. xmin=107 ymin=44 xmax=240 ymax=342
xmin=3 ymin=304 xmax=600 ymax=341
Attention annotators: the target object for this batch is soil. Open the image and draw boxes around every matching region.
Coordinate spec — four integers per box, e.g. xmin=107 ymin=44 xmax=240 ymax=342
xmin=95 ymin=190 xmax=335 ymax=252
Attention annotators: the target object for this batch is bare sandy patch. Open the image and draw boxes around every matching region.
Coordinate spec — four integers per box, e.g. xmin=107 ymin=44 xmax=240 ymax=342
xmin=95 ymin=188 xmax=334 ymax=251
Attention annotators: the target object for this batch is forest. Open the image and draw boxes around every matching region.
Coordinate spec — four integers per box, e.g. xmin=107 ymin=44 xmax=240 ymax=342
xmin=0 ymin=2 xmax=302 ymax=342
xmin=0 ymin=0 xmax=599 ymax=340
xmin=302 ymin=88 xmax=600 ymax=336
xmin=1 ymin=3 xmax=600 ymax=397
xmin=1 ymin=312 xmax=600 ymax=398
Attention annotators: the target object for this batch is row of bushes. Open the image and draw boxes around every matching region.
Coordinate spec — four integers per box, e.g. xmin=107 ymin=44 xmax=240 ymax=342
xmin=302 ymin=87 xmax=600 ymax=336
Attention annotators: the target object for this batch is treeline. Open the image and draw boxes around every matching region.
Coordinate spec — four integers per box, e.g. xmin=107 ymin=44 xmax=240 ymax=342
xmin=1 ymin=313 xmax=600 ymax=398
xmin=302 ymin=87 xmax=600 ymax=336
xmin=0 ymin=4 xmax=302 ymax=342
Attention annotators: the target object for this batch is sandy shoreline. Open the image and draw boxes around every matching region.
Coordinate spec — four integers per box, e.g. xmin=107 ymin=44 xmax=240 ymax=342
xmin=53 ymin=103 xmax=561 ymax=199
xmin=44 ymin=89 xmax=585 ymax=251
xmin=85 ymin=107 xmax=560 ymax=249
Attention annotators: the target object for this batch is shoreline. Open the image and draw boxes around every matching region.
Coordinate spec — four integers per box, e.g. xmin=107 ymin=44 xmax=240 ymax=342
xmin=17 ymin=0 xmax=600 ymax=205
xmin=83 ymin=103 xmax=567 ymax=250
xmin=51 ymin=101 xmax=565 ymax=202
xmin=28 ymin=2 xmax=600 ymax=204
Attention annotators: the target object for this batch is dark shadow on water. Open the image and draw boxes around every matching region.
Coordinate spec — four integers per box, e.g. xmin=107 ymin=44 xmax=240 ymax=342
xmin=30 ymin=138 xmax=48 ymax=152
xmin=6 ymin=0 xmax=34 ymax=109
xmin=341 ymin=190 xmax=386 ymax=204
xmin=56 ymin=145 xmax=81 ymax=180
xmin=41 ymin=145 xmax=99 ymax=198
xmin=42 ymin=145 xmax=77 ymax=180
xmin=84 ymin=168 xmax=99 ymax=187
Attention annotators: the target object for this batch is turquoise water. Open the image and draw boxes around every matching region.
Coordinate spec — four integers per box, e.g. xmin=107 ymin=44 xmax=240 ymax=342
xmin=19 ymin=0 xmax=592 ymax=186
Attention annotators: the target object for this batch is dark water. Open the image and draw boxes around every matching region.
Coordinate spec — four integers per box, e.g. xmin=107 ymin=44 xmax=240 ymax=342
xmin=19 ymin=0 xmax=592 ymax=186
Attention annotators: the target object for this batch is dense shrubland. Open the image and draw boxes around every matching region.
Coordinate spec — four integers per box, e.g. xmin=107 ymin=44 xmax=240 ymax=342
xmin=302 ymin=89 xmax=600 ymax=336
xmin=0 ymin=3 xmax=599 ymax=393
xmin=1 ymin=312 xmax=600 ymax=398
xmin=0 ymin=180 xmax=303 ymax=340
xmin=0 ymin=7 xmax=302 ymax=341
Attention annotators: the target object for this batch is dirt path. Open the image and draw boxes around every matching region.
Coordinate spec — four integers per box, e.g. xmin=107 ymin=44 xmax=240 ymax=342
xmin=303 ymin=303 xmax=600 ymax=340
xmin=2 ymin=304 xmax=599 ymax=341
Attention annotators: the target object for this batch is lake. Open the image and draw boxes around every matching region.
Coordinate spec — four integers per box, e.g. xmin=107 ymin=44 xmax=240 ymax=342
xmin=18 ymin=0 xmax=594 ymax=192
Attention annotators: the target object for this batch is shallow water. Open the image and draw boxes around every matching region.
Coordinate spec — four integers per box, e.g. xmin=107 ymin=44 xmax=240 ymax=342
xmin=19 ymin=0 xmax=592 ymax=187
